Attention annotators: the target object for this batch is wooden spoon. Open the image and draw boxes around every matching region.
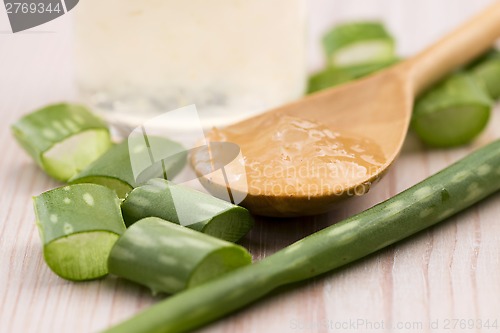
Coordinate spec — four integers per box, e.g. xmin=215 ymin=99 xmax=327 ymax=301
xmin=192 ymin=2 xmax=500 ymax=217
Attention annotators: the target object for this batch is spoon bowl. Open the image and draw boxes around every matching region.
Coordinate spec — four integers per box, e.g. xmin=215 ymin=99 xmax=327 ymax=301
xmin=192 ymin=2 xmax=500 ymax=217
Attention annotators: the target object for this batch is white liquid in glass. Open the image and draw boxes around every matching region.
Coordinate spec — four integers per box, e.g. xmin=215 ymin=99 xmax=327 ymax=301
xmin=74 ymin=0 xmax=307 ymax=130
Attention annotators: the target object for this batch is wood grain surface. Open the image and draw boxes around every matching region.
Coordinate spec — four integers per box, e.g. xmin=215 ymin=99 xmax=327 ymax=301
xmin=1 ymin=1 xmax=500 ymax=332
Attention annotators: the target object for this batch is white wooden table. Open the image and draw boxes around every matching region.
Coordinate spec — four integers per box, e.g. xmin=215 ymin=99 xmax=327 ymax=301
xmin=1 ymin=1 xmax=500 ymax=332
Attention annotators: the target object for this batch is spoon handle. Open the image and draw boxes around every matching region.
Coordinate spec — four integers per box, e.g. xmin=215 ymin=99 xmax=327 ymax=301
xmin=409 ymin=1 xmax=500 ymax=95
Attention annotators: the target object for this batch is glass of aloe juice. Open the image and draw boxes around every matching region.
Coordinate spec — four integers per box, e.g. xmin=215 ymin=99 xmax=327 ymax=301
xmin=74 ymin=0 xmax=307 ymax=131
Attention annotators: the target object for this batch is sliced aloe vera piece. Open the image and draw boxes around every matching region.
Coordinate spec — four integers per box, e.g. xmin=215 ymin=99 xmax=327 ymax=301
xmin=307 ymin=67 xmax=355 ymax=94
xmin=11 ymin=103 xmax=112 ymax=181
xmin=469 ymin=49 xmax=500 ymax=99
xmin=108 ymin=217 xmax=252 ymax=295
xmin=412 ymin=72 xmax=493 ymax=147
xmin=69 ymin=138 xmax=186 ymax=198
xmin=121 ymin=179 xmax=254 ymax=242
xmin=323 ymin=22 xmax=395 ymax=67
xmin=33 ymin=183 xmax=126 ymax=281
xmin=307 ymin=59 xmax=398 ymax=93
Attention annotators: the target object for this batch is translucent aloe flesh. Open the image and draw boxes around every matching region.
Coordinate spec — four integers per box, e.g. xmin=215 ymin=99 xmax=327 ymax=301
xmin=11 ymin=103 xmax=112 ymax=181
xmin=412 ymin=72 xmax=493 ymax=147
xmin=121 ymin=179 xmax=254 ymax=242
xmin=322 ymin=22 xmax=395 ymax=67
xmin=33 ymin=184 xmax=126 ymax=281
xmin=107 ymin=217 xmax=252 ymax=295
xmin=69 ymin=138 xmax=186 ymax=198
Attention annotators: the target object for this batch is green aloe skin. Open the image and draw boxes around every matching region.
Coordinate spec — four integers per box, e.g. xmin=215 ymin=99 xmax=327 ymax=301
xmin=412 ymin=72 xmax=493 ymax=147
xmin=11 ymin=103 xmax=112 ymax=181
xmin=307 ymin=59 xmax=398 ymax=93
xmin=108 ymin=217 xmax=252 ymax=295
xmin=121 ymin=179 xmax=254 ymax=242
xmin=69 ymin=138 xmax=186 ymax=198
xmin=469 ymin=49 xmax=500 ymax=99
xmin=104 ymin=139 xmax=500 ymax=333
xmin=33 ymin=183 xmax=126 ymax=281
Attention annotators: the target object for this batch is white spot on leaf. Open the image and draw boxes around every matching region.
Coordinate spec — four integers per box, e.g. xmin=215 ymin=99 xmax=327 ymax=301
xmin=477 ymin=165 xmax=491 ymax=176
xmin=419 ymin=207 xmax=434 ymax=218
xmin=42 ymin=129 xmax=56 ymax=139
xmin=128 ymin=227 xmax=155 ymax=247
xmin=52 ymin=121 xmax=69 ymax=135
xmin=73 ymin=114 xmax=84 ymax=124
xmin=63 ymin=223 xmax=74 ymax=235
xmin=384 ymin=201 xmax=405 ymax=213
xmin=159 ymin=236 xmax=183 ymax=248
xmin=64 ymin=119 xmax=79 ymax=132
xmin=132 ymin=144 xmax=145 ymax=154
xmin=464 ymin=183 xmax=482 ymax=202
xmin=63 ymin=198 xmax=71 ymax=204
xmin=158 ymin=254 xmax=178 ymax=266
xmin=83 ymin=193 xmax=94 ymax=206
xmin=327 ymin=220 xmax=360 ymax=242
xmin=452 ymin=171 xmax=469 ymax=183
xmin=414 ymin=186 xmax=434 ymax=201
xmin=49 ymin=214 xmax=58 ymax=224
